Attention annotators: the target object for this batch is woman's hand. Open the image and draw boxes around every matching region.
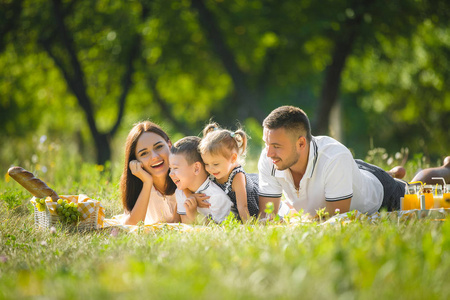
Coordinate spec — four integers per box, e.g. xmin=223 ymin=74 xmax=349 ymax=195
xmin=129 ymin=160 xmax=153 ymax=184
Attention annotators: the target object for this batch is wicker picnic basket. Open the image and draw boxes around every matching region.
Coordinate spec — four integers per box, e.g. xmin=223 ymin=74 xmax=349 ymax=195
xmin=32 ymin=197 xmax=100 ymax=231
xmin=7 ymin=166 xmax=102 ymax=231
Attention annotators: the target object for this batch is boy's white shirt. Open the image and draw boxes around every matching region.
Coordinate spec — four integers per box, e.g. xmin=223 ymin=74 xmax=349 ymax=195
xmin=176 ymin=178 xmax=234 ymax=223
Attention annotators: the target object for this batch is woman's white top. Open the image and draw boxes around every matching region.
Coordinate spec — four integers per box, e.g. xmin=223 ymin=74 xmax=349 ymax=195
xmin=144 ymin=185 xmax=177 ymax=224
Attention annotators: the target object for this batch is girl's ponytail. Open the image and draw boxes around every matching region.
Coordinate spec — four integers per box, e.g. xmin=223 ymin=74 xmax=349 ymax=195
xmin=199 ymin=122 xmax=249 ymax=165
xmin=233 ymin=130 xmax=247 ymax=156
xmin=202 ymin=122 xmax=219 ymax=137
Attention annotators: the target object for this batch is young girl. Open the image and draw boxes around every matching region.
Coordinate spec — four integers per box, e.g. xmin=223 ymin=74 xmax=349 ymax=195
xmin=198 ymin=123 xmax=259 ymax=222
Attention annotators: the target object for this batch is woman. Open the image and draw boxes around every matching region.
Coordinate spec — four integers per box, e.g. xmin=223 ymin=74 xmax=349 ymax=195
xmin=120 ymin=121 xmax=178 ymax=225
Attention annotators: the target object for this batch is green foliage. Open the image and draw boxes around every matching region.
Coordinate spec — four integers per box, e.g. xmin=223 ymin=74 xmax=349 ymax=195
xmin=0 ymin=0 xmax=449 ymax=166
xmin=342 ymin=17 xmax=450 ymax=158
xmin=0 ymin=188 xmax=31 ymax=211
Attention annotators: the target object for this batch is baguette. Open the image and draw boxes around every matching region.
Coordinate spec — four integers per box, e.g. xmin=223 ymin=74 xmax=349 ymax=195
xmin=8 ymin=166 xmax=59 ymax=201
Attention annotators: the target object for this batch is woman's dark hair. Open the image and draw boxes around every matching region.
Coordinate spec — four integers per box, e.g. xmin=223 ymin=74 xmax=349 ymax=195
xmin=119 ymin=121 xmax=176 ymax=213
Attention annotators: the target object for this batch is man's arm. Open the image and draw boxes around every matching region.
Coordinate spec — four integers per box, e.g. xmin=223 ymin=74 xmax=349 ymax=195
xmin=258 ymin=149 xmax=283 ymax=219
xmin=326 ymin=197 xmax=351 ymax=215
xmin=259 ymin=196 xmax=281 ymax=219
xmin=322 ymin=152 xmax=355 ymax=216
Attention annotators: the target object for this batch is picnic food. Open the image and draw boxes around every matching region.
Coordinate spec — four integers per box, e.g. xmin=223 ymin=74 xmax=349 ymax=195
xmin=7 ymin=166 xmax=59 ymax=201
xmin=35 ymin=198 xmax=47 ymax=212
xmin=32 ymin=195 xmax=102 ymax=230
xmin=55 ymin=198 xmax=82 ymax=224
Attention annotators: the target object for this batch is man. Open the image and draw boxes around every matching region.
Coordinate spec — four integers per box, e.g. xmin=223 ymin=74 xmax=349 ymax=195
xmin=258 ymin=105 xmax=405 ymax=217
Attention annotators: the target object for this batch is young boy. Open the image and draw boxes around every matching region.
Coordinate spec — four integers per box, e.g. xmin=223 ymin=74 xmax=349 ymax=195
xmin=169 ymin=136 xmax=234 ymax=224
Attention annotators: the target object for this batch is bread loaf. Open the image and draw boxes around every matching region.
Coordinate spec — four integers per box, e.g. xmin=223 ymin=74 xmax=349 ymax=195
xmin=8 ymin=166 xmax=59 ymax=201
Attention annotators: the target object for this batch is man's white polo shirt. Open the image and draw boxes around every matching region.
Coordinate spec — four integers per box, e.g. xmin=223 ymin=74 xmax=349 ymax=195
xmin=258 ymin=135 xmax=383 ymax=215
xmin=176 ymin=178 xmax=234 ymax=223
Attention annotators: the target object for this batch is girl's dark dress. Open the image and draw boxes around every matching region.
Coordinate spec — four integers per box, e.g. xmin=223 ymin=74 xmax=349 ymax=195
xmin=212 ymin=166 xmax=260 ymax=219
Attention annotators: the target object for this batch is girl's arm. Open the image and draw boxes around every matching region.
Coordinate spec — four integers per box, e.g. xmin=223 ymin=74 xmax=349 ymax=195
xmin=231 ymin=172 xmax=251 ymax=223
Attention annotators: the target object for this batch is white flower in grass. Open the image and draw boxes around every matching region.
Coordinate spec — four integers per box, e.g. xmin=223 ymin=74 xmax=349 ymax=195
xmin=40 ymin=135 xmax=47 ymax=144
xmin=110 ymin=228 xmax=119 ymax=237
xmin=335 ymin=208 xmax=340 ymax=215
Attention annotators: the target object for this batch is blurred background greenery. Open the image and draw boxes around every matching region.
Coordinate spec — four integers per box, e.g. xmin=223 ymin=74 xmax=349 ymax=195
xmin=1 ymin=0 xmax=449 ymax=180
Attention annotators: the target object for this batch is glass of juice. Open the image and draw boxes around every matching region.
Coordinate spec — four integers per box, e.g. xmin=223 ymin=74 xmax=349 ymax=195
xmin=403 ymin=184 xmax=419 ymax=210
xmin=433 ymin=184 xmax=444 ymax=208
xmin=431 ymin=178 xmax=450 ymax=209
xmin=443 ymin=184 xmax=450 ymax=209
xmin=421 ymin=185 xmax=434 ymax=210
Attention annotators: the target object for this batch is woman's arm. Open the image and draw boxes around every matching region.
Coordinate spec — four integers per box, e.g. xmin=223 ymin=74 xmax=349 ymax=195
xmin=232 ymin=172 xmax=251 ymax=223
xmin=123 ymin=182 xmax=152 ymax=225
xmin=171 ymin=203 xmax=182 ymax=223
xmin=123 ymin=160 xmax=154 ymax=225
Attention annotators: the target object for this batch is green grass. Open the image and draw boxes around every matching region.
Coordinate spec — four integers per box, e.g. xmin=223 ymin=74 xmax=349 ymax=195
xmin=1 ymin=148 xmax=449 ymax=299
xmin=2 ymin=209 xmax=450 ymax=299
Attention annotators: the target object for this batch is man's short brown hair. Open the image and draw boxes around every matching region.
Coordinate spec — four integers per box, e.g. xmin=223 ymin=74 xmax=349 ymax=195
xmin=170 ymin=136 xmax=203 ymax=165
xmin=263 ymin=106 xmax=312 ymax=142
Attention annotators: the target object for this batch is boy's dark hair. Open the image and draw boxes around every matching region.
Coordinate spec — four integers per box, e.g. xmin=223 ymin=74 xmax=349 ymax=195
xmin=263 ymin=106 xmax=312 ymax=142
xmin=170 ymin=136 xmax=203 ymax=165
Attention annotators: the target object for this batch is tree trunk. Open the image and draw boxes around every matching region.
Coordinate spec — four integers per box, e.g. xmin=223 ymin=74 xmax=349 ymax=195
xmin=41 ymin=0 xmax=146 ymax=165
xmin=0 ymin=0 xmax=24 ymax=53
xmin=93 ymin=133 xmax=111 ymax=166
xmin=190 ymin=0 xmax=267 ymax=125
xmin=313 ymin=33 xmax=356 ymax=136
xmin=313 ymin=1 xmax=372 ymax=136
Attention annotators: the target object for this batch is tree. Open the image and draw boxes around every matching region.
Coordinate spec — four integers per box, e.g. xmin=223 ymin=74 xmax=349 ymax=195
xmin=35 ymin=0 xmax=148 ymax=165
xmin=1 ymin=0 xmax=449 ymax=168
